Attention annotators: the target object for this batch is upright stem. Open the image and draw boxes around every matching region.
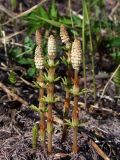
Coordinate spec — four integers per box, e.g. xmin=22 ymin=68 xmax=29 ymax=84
xmin=82 ymin=1 xmax=87 ymax=106
xmin=62 ymin=88 xmax=70 ymax=142
xmin=62 ymin=62 xmax=72 ymax=142
xmin=68 ymin=0 xmax=75 ymax=38
xmin=38 ymin=70 xmax=46 ymax=145
xmin=90 ymin=49 xmax=96 ymax=100
xmin=85 ymin=1 xmax=96 ymax=100
xmin=82 ymin=0 xmax=96 ymax=100
xmin=74 ymin=69 xmax=78 ymax=80
xmin=72 ymin=70 xmax=79 ymax=153
xmin=47 ymin=103 xmax=53 ymax=154
xmin=47 ymin=68 xmax=55 ymax=154
xmin=72 ymin=95 xmax=79 ymax=153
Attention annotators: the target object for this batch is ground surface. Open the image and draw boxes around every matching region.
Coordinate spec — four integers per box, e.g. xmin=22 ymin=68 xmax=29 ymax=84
xmin=0 ymin=0 xmax=120 ymax=160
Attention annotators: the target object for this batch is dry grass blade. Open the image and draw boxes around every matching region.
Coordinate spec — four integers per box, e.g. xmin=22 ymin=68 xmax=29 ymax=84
xmin=0 ymin=30 xmax=25 ymax=43
xmin=109 ymin=2 xmax=120 ymax=20
xmin=2 ymin=0 xmax=47 ymax=26
xmin=101 ymin=64 xmax=120 ymax=98
xmin=0 ymin=4 xmax=17 ymax=17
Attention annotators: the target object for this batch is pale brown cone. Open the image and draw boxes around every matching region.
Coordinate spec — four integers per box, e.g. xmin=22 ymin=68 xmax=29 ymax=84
xmin=48 ymin=35 xmax=56 ymax=59
xmin=34 ymin=46 xmax=44 ymax=69
xmin=36 ymin=30 xmax=42 ymax=46
xmin=71 ymin=39 xmax=82 ymax=71
xmin=60 ymin=24 xmax=70 ymax=44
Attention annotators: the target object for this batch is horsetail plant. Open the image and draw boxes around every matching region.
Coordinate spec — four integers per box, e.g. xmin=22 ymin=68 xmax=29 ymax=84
xmin=60 ymin=24 xmax=72 ymax=142
xmin=71 ymin=39 xmax=82 ymax=153
xmin=44 ymin=35 xmax=57 ymax=154
xmin=34 ymin=30 xmax=46 ymax=145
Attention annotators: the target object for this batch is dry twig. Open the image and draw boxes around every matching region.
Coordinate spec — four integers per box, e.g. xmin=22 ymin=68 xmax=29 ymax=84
xmin=0 ymin=82 xmax=63 ymax=125
xmin=0 ymin=82 xmax=28 ymax=106
xmin=90 ymin=140 xmax=110 ymax=160
xmin=0 ymin=30 xmax=25 ymax=43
